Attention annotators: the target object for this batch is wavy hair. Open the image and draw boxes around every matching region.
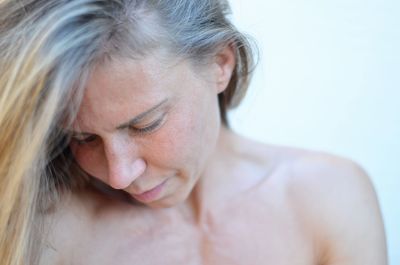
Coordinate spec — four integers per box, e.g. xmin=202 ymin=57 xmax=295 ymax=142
xmin=0 ymin=0 xmax=255 ymax=264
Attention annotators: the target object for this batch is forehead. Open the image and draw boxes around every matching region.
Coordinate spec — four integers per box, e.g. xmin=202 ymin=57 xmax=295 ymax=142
xmin=72 ymin=55 xmax=203 ymax=132
xmin=86 ymin=56 xmax=175 ymax=102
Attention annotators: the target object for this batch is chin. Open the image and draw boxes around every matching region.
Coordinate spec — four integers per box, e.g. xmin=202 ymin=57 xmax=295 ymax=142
xmin=152 ymin=190 xmax=192 ymax=209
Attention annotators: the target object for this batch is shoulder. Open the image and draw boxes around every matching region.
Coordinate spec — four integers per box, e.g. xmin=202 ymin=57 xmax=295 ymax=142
xmin=38 ymin=190 xmax=94 ymax=264
xmin=278 ymin=150 xmax=388 ymax=265
xmin=284 ymin=150 xmax=373 ymax=195
xmin=227 ymin=135 xmax=387 ymax=264
xmin=38 ymin=187 xmax=134 ymax=264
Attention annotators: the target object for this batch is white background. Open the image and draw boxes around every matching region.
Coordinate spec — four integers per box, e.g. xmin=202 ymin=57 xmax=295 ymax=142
xmin=228 ymin=0 xmax=399 ymax=264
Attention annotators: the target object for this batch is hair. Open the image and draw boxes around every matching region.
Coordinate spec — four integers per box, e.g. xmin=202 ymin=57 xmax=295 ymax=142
xmin=0 ymin=0 xmax=256 ymax=264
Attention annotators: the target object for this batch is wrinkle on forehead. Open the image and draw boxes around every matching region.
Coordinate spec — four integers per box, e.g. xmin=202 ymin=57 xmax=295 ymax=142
xmin=72 ymin=54 xmax=193 ymax=134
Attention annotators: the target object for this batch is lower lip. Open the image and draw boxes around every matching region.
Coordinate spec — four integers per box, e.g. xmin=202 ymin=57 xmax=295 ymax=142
xmin=133 ymin=180 xmax=167 ymax=202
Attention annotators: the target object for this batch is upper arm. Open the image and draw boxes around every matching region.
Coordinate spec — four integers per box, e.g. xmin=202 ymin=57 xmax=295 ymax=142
xmin=288 ymin=154 xmax=388 ymax=265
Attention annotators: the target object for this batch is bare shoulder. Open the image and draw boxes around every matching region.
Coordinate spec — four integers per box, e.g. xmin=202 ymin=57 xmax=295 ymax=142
xmin=214 ymin=131 xmax=386 ymax=265
xmin=276 ymin=150 xmax=388 ymax=265
xmin=38 ymin=187 xmax=141 ymax=265
xmin=232 ymin=133 xmax=388 ymax=265
xmin=38 ymin=189 xmax=95 ymax=264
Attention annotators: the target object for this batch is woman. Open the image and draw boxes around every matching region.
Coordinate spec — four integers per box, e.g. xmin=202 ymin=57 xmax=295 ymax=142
xmin=0 ymin=0 xmax=387 ymax=264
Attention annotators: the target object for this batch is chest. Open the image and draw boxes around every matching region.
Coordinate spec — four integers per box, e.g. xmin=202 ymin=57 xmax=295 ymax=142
xmin=51 ymin=199 xmax=317 ymax=265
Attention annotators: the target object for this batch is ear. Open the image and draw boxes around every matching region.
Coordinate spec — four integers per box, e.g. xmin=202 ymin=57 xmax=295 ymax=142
xmin=213 ymin=44 xmax=236 ymax=94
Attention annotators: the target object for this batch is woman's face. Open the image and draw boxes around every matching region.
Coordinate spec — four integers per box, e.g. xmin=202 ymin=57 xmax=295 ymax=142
xmin=69 ymin=50 xmax=234 ymax=208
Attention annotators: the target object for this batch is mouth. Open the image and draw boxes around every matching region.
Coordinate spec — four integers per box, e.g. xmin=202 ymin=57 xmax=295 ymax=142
xmin=131 ymin=179 xmax=168 ymax=203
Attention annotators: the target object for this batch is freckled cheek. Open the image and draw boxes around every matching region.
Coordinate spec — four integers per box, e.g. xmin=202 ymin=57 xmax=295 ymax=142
xmin=148 ymin=129 xmax=189 ymax=162
xmin=147 ymin=117 xmax=198 ymax=165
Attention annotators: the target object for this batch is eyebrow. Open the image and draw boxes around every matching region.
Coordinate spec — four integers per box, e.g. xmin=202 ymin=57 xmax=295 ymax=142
xmin=69 ymin=98 xmax=169 ymax=136
xmin=116 ymin=98 xmax=169 ymax=130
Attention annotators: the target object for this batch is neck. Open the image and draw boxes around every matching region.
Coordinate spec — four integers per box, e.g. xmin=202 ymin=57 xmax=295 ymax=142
xmin=181 ymin=126 xmax=239 ymax=225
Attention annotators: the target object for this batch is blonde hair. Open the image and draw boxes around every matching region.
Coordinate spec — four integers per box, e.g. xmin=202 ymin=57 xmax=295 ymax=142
xmin=0 ymin=1 xmax=105 ymax=263
xmin=0 ymin=0 xmax=255 ymax=263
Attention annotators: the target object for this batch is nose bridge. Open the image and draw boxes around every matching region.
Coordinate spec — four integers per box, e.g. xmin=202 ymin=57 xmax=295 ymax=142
xmin=104 ymin=136 xmax=132 ymax=161
xmin=103 ymin=136 xmax=145 ymax=189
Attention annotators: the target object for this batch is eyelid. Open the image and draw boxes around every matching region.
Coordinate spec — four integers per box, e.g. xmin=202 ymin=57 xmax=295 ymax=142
xmin=118 ymin=99 xmax=169 ymax=129
xmin=71 ymin=133 xmax=90 ymax=140
xmin=70 ymin=112 xmax=168 ymax=145
xmin=71 ymin=134 xmax=97 ymax=145
xmin=129 ymin=115 xmax=166 ymax=135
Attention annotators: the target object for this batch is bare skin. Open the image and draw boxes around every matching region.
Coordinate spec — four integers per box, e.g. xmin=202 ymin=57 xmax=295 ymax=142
xmin=39 ymin=47 xmax=386 ymax=264
xmin=40 ymin=128 xmax=387 ymax=265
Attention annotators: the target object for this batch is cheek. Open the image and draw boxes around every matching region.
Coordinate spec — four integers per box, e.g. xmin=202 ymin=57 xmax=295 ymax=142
xmin=148 ymin=98 xmax=219 ymax=169
xmin=145 ymin=120 xmax=194 ymax=165
xmin=69 ymin=143 xmax=106 ymax=177
xmin=139 ymin=113 xmax=198 ymax=172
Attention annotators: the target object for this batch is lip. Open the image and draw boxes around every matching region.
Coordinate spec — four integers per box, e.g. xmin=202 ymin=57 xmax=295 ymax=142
xmin=132 ymin=179 xmax=168 ymax=202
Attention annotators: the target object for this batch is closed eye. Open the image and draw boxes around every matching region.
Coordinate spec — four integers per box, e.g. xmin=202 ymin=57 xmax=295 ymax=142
xmin=71 ymin=134 xmax=98 ymax=145
xmin=130 ymin=116 xmax=165 ymax=135
xmin=69 ymin=114 xmax=166 ymax=145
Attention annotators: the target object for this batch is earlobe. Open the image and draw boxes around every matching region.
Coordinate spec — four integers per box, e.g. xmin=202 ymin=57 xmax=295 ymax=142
xmin=215 ymin=45 xmax=236 ymax=94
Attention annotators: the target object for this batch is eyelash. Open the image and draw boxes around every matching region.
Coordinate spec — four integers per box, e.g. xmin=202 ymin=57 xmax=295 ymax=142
xmin=72 ymin=118 xmax=164 ymax=145
xmin=129 ymin=118 xmax=164 ymax=136
xmin=73 ymin=135 xmax=97 ymax=145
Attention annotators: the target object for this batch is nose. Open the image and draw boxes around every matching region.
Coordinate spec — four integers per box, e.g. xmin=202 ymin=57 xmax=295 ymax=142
xmin=104 ymin=140 xmax=147 ymax=190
